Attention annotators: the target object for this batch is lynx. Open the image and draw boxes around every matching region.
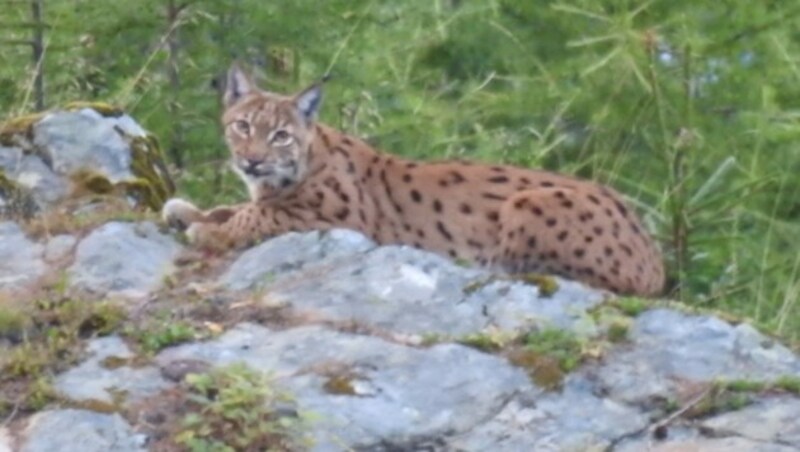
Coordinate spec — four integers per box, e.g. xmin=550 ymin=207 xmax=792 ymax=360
xmin=163 ymin=64 xmax=665 ymax=296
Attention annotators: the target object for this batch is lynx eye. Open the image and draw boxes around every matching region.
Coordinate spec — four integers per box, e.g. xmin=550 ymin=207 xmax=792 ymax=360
xmin=233 ymin=120 xmax=251 ymax=135
xmin=271 ymin=129 xmax=293 ymax=145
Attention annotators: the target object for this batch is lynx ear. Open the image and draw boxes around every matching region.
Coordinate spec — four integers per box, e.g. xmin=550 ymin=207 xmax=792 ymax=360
xmin=294 ymin=83 xmax=323 ymax=123
xmin=224 ymin=62 xmax=255 ymax=107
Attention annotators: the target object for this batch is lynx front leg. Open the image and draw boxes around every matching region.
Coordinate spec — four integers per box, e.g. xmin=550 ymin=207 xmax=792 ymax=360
xmin=185 ymin=203 xmax=276 ymax=250
xmin=162 ymin=198 xmax=244 ymax=230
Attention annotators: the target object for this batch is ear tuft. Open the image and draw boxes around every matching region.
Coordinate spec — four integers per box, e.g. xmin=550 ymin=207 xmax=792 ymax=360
xmin=224 ymin=62 xmax=254 ymax=107
xmin=295 ymin=84 xmax=323 ymax=123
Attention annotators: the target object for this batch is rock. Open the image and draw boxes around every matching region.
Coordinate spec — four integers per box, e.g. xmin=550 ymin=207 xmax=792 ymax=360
xmin=221 ymin=230 xmax=605 ymax=337
xmin=7 ymin=223 xmax=800 ymax=450
xmin=219 ymin=228 xmax=375 ymax=291
xmin=0 ymin=106 xmax=174 ymax=216
xmin=450 ymin=378 xmax=648 ymax=451
xmin=591 ymin=309 xmax=800 ymax=405
xmin=19 ymin=409 xmax=146 ymax=452
xmin=68 ymin=222 xmax=182 ymax=298
xmin=617 ymin=436 xmax=797 ymax=452
xmin=43 ymin=234 xmax=76 ymax=262
xmin=0 ymin=427 xmax=11 ymax=452
xmin=0 ymin=221 xmax=46 ymax=293
xmin=54 ymin=336 xmax=172 ymax=405
xmin=0 ymin=145 xmax=69 ymax=206
xmin=700 ymin=396 xmax=800 ymax=446
xmin=156 ymin=323 xmax=532 ymax=450
xmin=32 ymin=108 xmax=147 ymax=185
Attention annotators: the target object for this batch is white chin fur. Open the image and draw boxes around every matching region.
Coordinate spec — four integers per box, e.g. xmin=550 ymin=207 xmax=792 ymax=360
xmin=232 ymin=165 xmax=263 ymax=201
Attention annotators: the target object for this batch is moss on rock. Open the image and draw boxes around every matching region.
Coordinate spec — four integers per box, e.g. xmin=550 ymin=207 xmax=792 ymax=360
xmin=125 ymin=133 xmax=175 ymax=210
xmin=0 ymin=112 xmax=42 ymax=147
xmin=0 ymin=172 xmax=39 ymax=219
xmin=63 ymin=101 xmax=125 ymax=117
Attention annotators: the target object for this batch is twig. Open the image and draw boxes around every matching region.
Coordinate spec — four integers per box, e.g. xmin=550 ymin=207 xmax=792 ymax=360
xmin=2 ymin=398 xmax=21 ymax=426
xmin=651 ymin=385 xmax=712 ymax=434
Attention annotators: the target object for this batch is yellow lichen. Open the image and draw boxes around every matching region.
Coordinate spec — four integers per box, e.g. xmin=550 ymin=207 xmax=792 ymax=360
xmin=463 ymin=273 xmax=560 ymax=297
xmin=323 ymin=375 xmax=358 ymax=395
xmin=514 ymin=273 xmax=560 ymax=297
xmin=126 ymin=134 xmax=175 ymax=210
xmin=63 ymin=101 xmax=124 ymax=117
xmin=0 ymin=112 xmax=42 ymax=147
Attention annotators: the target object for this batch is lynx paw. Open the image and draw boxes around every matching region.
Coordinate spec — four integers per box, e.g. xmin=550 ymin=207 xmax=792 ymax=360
xmin=162 ymin=198 xmax=203 ymax=231
xmin=185 ymin=222 xmax=230 ymax=250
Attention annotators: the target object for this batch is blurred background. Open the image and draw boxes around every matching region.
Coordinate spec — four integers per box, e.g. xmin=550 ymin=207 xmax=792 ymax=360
xmin=1 ymin=0 xmax=798 ymax=340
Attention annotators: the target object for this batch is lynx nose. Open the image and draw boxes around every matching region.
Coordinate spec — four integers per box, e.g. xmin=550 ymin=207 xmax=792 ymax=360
xmin=242 ymin=158 xmax=264 ymax=175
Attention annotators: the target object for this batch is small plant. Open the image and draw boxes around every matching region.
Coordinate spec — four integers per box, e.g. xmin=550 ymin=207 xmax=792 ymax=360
xmin=0 ymin=297 xmax=127 ymax=419
xmin=4 ymin=343 xmax=50 ymax=377
xmin=419 ymin=332 xmax=444 ymax=347
xmin=175 ymin=363 xmax=309 ymax=451
xmin=507 ymin=327 xmax=585 ymax=390
xmin=722 ymin=379 xmax=766 ymax=393
xmin=615 ymin=297 xmax=649 ymax=317
xmin=0 ymin=305 xmax=28 ymax=340
xmin=606 ymin=321 xmax=630 ymax=343
xmin=775 ymin=376 xmax=800 ymax=394
xmin=457 ymin=329 xmax=515 ymax=352
xmin=130 ymin=319 xmax=198 ymax=353
xmin=523 ymin=328 xmax=583 ymax=372
xmin=27 ymin=376 xmax=58 ymax=411
xmin=514 ymin=274 xmax=560 ymax=297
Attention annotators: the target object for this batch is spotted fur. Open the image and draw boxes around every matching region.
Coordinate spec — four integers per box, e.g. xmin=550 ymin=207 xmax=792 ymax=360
xmin=163 ymin=64 xmax=665 ymax=296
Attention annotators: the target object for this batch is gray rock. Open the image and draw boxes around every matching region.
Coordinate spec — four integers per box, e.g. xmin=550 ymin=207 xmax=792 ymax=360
xmin=265 ymin=244 xmax=489 ymax=335
xmin=591 ymin=309 xmax=800 ymax=404
xmin=32 ymin=108 xmax=145 ymax=186
xmin=156 ymin=323 xmax=531 ymax=450
xmin=471 ymin=277 xmax=606 ymax=333
xmin=20 ymin=409 xmax=146 ymax=452
xmin=450 ymin=378 xmax=648 ymax=451
xmin=701 ymin=396 xmax=800 ymax=446
xmin=43 ymin=234 xmax=76 ymax=262
xmin=0 ymin=427 xmax=10 ymax=452
xmin=54 ymin=336 xmax=172 ymax=404
xmin=0 ymin=221 xmax=46 ymax=292
xmin=0 ymin=146 xmax=69 ymax=205
xmin=228 ymin=230 xmax=605 ymax=337
xmin=68 ymin=222 xmax=181 ymax=298
xmin=219 ymin=228 xmax=375 ymax=291
xmin=617 ymin=436 xmax=797 ymax=452
xmin=0 ymin=146 xmax=20 ymax=171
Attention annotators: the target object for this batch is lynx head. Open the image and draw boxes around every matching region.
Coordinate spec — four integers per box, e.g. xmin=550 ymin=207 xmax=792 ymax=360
xmin=221 ymin=63 xmax=322 ymax=200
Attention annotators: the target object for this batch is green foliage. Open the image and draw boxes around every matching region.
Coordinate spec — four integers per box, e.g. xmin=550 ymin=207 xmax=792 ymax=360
xmin=0 ymin=305 xmax=28 ymax=340
xmin=0 ymin=297 xmax=126 ymax=418
xmin=2 ymin=1 xmax=800 ymax=339
xmin=523 ymin=328 xmax=583 ymax=373
xmin=1 ymin=298 xmax=126 ymax=378
xmin=175 ymin=363 xmax=308 ymax=451
xmin=614 ymin=297 xmax=650 ymax=317
xmin=606 ymin=321 xmax=630 ymax=343
xmin=128 ymin=318 xmax=198 ymax=354
xmin=508 ymin=327 xmax=585 ymax=389
xmin=775 ymin=376 xmax=800 ymax=394
xmin=458 ymin=329 xmax=514 ymax=352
